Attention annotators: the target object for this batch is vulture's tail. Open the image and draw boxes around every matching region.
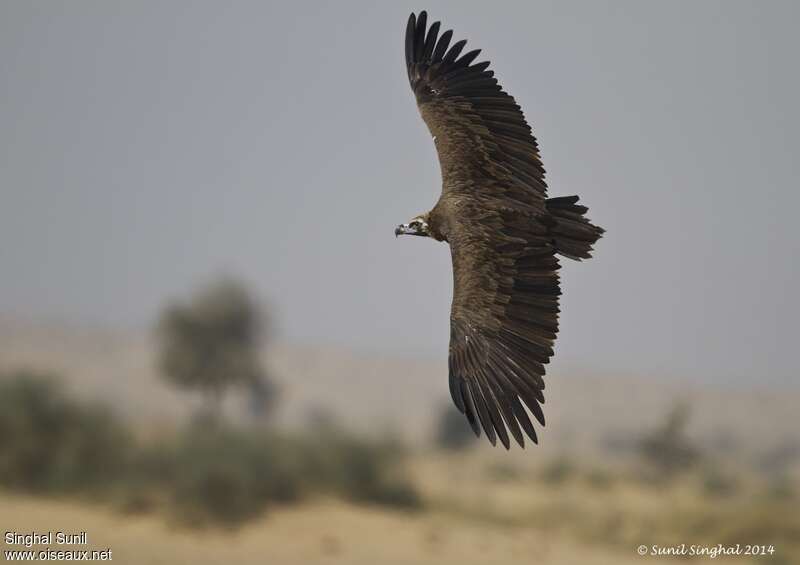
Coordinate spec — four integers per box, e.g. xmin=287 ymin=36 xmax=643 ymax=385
xmin=544 ymin=195 xmax=604 ymax=261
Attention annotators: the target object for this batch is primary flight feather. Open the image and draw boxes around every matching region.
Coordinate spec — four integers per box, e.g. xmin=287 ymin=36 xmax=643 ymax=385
xmin=396 ymin=11 xmax=605 ymax=449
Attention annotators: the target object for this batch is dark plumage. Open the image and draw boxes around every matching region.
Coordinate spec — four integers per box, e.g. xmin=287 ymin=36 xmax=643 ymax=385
xmin=396 ymin=11 xmax=605 ymax=448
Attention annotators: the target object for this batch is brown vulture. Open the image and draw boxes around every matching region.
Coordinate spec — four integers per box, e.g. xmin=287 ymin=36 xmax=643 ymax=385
xmin=396 ymin=11 xmax=604 ymax=448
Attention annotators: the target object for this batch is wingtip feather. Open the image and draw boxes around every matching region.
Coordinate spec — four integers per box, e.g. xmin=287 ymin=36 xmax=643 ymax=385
xmin=405 ymin=13 xmax=416 ymax=67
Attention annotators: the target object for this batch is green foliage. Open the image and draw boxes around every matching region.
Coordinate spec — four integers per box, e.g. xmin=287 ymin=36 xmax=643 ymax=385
xmin=116 ymin=422 xmax=420 ymax=528
xmin=0 ymin=371 xmax=420 ymax=529
xmin=135 ymin=427 xmax=420 ymax=527
xmin=434 ymin=403 xmax=477 ymax=451
xmin=148 ymin=426 xmax=303 ymax=527
xmin=0 ymin=371 xmax=131 ymax=493
xmin=638 ymin=401 xmax=699 ymax=479
xmin=157 ymin=280 xmax=275 ymax=416
xmin=310 ymin=433 xmax=421 ymax=509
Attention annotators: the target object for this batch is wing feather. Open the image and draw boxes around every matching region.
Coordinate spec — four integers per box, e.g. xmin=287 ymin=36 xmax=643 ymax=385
xmin=406 ymin=12 xmax=548 ymax=207
xmin=405 ymin=12 xmax=562 ymax=447
xmin=422 ymin=21 xmax=440 ymax=61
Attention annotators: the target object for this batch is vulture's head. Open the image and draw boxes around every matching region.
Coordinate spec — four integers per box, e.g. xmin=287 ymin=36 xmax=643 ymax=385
xmin=395 ymin=214 xmax=431 ymax=238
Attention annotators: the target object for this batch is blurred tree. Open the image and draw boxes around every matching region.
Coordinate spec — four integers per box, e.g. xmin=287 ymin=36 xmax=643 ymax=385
xmin=435 ymin=403 xmax=478 ymax=450
xmin=247 ymin=375 xmax=278 ymax=421
xmin=157 ymin=279 xmax=276 ymax=421
xmin=638 ymin=401 xmax=699 ymax=478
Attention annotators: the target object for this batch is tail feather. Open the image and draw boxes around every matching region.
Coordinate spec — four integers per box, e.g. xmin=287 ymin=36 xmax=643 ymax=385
xmin=545 ymin=196 xmax=604 ymax=261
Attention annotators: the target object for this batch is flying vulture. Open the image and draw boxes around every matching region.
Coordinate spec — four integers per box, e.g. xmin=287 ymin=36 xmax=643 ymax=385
xmin=396 ymin=11 xmax=604 ymax=448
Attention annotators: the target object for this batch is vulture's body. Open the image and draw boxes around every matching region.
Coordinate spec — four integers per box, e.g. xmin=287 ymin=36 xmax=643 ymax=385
xmin=396 ymin=12 xmax=604 ymax=449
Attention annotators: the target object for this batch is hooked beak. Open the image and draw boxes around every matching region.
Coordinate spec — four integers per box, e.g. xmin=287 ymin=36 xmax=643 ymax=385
xmin=396 ymin=218 xmax=429 ymax=238
xmin=395 ymin=223 xmax=417 ymax=237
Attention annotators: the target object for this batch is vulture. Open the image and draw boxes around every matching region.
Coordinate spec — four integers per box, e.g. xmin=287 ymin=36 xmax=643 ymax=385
xmin=396 ymin=11 xmax=604 ymax=448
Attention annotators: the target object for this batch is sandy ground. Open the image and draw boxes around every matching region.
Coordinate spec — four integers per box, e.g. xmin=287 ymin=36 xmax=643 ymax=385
xmin=0 ymin=318 xmax=796 ymax=564
xmin=0 ymin=493 xmax=761 ymax=565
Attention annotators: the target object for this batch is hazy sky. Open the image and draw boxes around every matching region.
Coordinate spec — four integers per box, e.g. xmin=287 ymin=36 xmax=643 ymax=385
xmin=1 ymin=1 xmax=798 ymax=386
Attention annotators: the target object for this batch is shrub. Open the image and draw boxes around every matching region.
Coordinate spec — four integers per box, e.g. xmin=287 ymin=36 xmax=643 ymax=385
xmin=637 ymin=401 xmax=699 ymax=479
xmin=133 ymin=426 xmax=421 ymax=528
xmin=0 ymin=371 xmax=131 ymax=493
xmin=336 ymin=438 xmax=420 ymax=509
xmin=301 ymin=431 xmax=421 ymax=510
xmin=0 ymin=371 xmax=421 ymax=528
xmin=138 ymin=425 xmax=304 ymax=528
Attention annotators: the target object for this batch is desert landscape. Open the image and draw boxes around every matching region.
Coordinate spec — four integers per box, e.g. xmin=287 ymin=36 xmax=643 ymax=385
xmin=1 ymin=316 xmax=798 ymax=565
xmin=2 ymin=316 xmax=797 ymax=454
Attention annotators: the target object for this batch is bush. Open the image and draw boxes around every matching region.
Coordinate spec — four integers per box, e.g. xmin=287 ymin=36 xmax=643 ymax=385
xmin=130 ymin=425 xmax=304 ymax=528
xmin=0 ymin=371 xmax=421 ymax=528
xmin=0 ymin=371 xmax=131 ymax=493
xmin=335 ymin=437 xmax=420 ymax=509
xmin=173 ymin=452 xmax=260 ymax=527
xmin=300 ymin=431 xmax=421 ymax=510
xmin=638 ymin=401 xmax=699 ymax=479
xmin=130 ymin=426 xmax=421 ymax=528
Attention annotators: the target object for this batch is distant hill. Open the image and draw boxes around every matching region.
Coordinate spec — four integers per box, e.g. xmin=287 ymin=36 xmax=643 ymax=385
xmin=1 ymin=316 xmax=797 ymax=461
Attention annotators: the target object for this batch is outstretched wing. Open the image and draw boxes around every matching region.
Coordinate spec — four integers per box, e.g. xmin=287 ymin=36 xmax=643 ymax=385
xmin=406 ymin=12 xmax=560 ymax=448
xmin=405 ymin=11 xmax=547 ymax=213
xmin=446 ymin=207 xmax=560 ymax=449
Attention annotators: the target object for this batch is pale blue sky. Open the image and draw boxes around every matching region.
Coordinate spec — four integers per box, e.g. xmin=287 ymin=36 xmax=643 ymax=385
xmin=1 ymin=1 xmax=798 ymax=386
